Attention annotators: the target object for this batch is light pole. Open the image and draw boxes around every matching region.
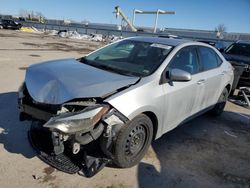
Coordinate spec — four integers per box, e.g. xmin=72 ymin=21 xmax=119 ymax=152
xmin=154 ymin=10 xmax=160 ymax=33
xmin=133 ymin=9 xmax=175 ymax=33
xmin=133 ymin=9 xmax=143 ymax=26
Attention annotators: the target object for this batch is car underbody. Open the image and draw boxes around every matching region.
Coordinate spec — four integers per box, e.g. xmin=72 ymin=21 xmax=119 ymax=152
xmin=18 ymin=83 xmax=130 ymax=177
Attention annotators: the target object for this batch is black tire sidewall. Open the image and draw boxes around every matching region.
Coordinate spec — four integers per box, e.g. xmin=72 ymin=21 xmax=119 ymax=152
xmin=114 ymin=114 xmax=153 ymax=168
xmin=211 ymin=88 xmax=229 ymax=116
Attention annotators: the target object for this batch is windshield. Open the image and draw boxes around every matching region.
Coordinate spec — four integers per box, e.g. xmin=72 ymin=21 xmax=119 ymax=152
xmin=225 ymin=43 xmax=250 ymax=57
xmin=81 ymin=40 xmax=173 ymax=77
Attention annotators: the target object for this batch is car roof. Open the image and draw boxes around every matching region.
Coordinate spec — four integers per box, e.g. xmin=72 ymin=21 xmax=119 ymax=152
xmin=236 ymin=40 xmax=250 ymax=45
xmin=127 ymin=36 xmax=190 ymax=47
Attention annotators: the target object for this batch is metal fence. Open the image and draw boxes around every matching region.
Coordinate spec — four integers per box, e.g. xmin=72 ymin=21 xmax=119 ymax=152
xmin=20 ymin=21 xmax=250 ymax=47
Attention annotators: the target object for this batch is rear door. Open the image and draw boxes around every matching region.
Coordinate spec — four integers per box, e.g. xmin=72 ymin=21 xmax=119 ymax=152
xmin=197 ymin=46 xmax=224 ymax=110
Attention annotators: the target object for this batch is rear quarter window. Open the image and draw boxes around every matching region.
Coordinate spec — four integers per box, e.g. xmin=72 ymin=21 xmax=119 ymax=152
xmin=216 ymin=54 xmax=223 ymax=66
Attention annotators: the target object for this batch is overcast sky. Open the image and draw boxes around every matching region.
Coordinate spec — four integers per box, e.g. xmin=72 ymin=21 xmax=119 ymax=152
xmin=1 ymin=0 xmax=250 ymax=33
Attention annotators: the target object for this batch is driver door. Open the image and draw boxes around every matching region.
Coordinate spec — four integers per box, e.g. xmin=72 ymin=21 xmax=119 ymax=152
xmin=161 ymin=46 xmax=205 ymax=133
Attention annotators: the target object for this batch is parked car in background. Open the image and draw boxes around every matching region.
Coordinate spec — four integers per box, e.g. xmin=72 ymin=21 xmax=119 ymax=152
xmin=0 ymin=19 xmax=22 ymax=30
xmin=215 ymin=41 xmax=228 ymax=52
xmin=158 ymin=34 xmax=182 ymax=39
xmin=222 ymin=40 xmax=250 ymax=90
xmin=198 ymin=40 xmax=216 ymax=47
xmin=198 ymin=40 xmax=228 ymax=52
xmin=18 ymin=37 xmax=234 ymax=176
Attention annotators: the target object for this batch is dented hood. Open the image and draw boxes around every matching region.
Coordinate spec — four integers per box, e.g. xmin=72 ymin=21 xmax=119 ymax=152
xmin=25 ymin=59 xmax=139 ymax=104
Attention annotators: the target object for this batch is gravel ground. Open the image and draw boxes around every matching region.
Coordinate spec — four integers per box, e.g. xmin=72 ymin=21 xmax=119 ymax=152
xmin=0 ymin=30 xmax=249 ymax=188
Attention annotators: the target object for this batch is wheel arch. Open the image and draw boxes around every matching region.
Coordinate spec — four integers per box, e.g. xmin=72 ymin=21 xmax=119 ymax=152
xmin=225 ymin=83 xmax=231 ymax=93
xmin=142 ymin=111 xmax=158 ymax=140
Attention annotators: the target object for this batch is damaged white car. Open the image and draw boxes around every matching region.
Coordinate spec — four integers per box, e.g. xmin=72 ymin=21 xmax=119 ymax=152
xmin=18 ymin=37 xmax=234 ymax=177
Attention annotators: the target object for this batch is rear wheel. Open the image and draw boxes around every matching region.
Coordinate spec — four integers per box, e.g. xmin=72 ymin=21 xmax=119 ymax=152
xmin=113 ymin=114 xmax=153 ymax=168
xmin=210 ymin=88 xmax=229 ymax=116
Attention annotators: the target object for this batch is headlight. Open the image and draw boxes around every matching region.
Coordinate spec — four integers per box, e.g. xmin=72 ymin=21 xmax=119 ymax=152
xmin=44 ymin=105 xmax=109 ymax=133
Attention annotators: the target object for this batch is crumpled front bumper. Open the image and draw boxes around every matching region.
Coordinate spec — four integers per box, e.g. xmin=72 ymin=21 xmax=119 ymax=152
xmin=18 ymin=83 xmax=128 ymax=177
xmin=28 ymin=121 xmax=110 ymax=176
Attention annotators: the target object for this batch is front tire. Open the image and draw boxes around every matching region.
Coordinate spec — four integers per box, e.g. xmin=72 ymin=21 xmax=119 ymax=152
xmin=113 ymin=114 xmax=153 ymax=168
xmin=210 ymin=88 xmax=229 ymax=116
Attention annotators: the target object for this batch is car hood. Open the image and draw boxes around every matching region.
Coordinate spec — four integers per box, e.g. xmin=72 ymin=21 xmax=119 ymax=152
xmin=25 ymin=58 xmax=139 ymax=104
xmin=223 ymin=53 xmax=250 ymax=65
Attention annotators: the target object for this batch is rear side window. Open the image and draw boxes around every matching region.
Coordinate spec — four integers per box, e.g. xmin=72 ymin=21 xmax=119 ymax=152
xmin=199 ymin=47 xmax=219 ymax=71
xmin=168 ymin=47 xmax=200 ymax=75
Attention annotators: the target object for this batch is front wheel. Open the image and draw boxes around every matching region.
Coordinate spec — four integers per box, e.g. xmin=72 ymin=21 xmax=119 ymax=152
xmin=210 ymin=88 xmax=229 ymax=116
xmin=113 ymin=114 xmax=153 ymax=168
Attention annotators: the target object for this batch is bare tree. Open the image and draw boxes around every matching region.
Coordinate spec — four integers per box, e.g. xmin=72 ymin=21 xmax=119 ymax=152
xmin=18 ymin=9 xmax=45 ymax=19
xmin=18 ymin=9 xmax=29 ymax=17
xmin=18 ymin=9 xmax=45 ymax=22
xmin=35 ymin=11 xmax=45 ymax=18
xmin=215 ymin=24 xmax=227 ymax=38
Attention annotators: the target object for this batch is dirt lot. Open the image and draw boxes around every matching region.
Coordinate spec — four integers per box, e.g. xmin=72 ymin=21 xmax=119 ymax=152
xmin=0 ymin=30 xmax=249 ymax=188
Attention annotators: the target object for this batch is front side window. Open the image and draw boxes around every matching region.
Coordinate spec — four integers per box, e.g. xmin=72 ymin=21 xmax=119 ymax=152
xmin=168 ymin=47 xmax=200 ymax=74
xmin=82 ymin=40 xmax=173 ymax=77
xmin=199 ymin=47 xmax=219 ymax=71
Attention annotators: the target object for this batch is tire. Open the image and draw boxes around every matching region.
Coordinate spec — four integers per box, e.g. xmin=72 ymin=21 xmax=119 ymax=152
xmin=0 ymin=25 xmax=3 ymax=29
xmin=229 ymin=89 xmax=235 ymax=97
xmin=113 ymin=114 xmax=153 ymax=168
xmin=210 ymin=88 xmax=229 ymax=116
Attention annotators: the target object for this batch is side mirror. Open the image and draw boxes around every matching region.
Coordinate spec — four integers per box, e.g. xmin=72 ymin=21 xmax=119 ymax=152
xmin=168 ymin=68 xmax=192 ymax=82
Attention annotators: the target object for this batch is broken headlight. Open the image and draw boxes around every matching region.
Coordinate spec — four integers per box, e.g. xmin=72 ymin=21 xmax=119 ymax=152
xmin=44 ymin=105 xmax=109 ymax=134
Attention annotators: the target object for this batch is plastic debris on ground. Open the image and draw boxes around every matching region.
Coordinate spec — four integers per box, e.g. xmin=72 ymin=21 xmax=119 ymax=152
xmin=31 ymin=27 xmax=41 ymax=33
xmin=19 ymin=27 xmax=123 ymax=43
xmin=20 ymin=27 xmax=42 ymax=33
xmin=104 ymin=35 xmax=123 ymax=42
xmin=89 ymin=33 xmax=103 ymax=42
xmin=229 ymin=87 xmax=250 ymax=109
xmin=44 ymin=29 xmax=59 ymax=36
xmin=58 ymin=31 xmax=90 ymax=40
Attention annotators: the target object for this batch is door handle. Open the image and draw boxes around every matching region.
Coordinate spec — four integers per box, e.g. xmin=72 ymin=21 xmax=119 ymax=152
xmin=197 ymin=79 xmax=205 ymax=85
xmin=221 ymin=71 xmax=227 ymax=75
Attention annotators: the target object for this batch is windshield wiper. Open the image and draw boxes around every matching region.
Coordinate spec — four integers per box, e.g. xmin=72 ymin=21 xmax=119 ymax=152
xmin=78 ymin=57 xmax=141 ymax=77
xmin=94 ymin=64 xmax=134 ymax=76
xmin=78 ymin=57 xmax=96 ymax=66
